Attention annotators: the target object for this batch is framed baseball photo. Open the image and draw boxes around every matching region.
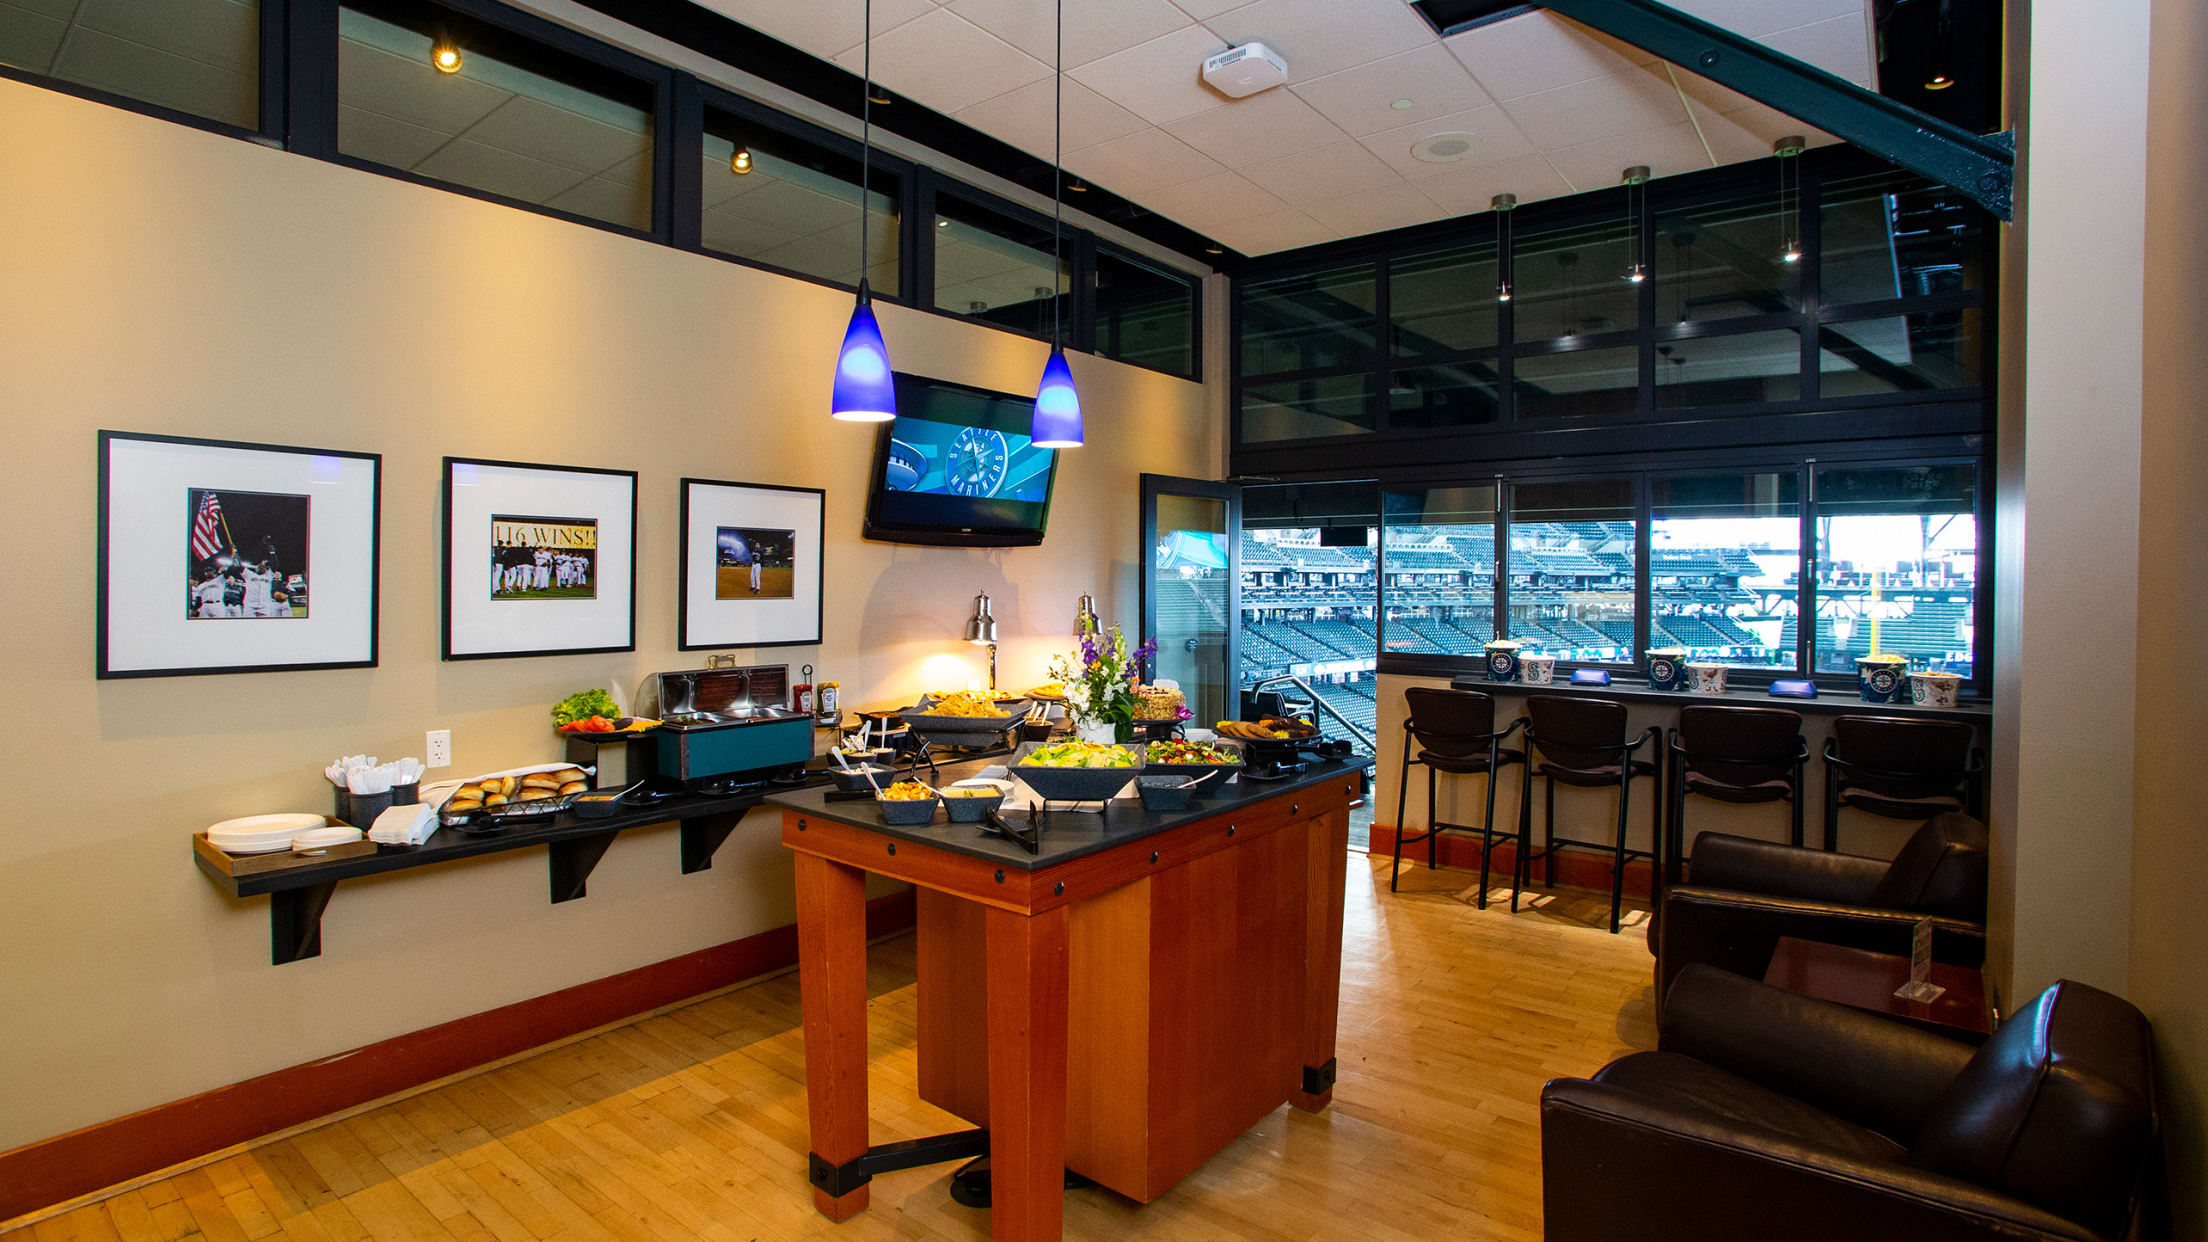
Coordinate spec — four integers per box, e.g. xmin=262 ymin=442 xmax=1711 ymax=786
xmin=679 ymin=478 xmax=824 ymax=650
xmin=443 ymin=458 xmax=636 ymax=660
xmin=97 ymin=431 xmax=381 ymax=678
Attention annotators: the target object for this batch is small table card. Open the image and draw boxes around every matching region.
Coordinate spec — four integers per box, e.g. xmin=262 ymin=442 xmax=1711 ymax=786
xmin=1894 ymin=915 xmax=1948 ymax=1003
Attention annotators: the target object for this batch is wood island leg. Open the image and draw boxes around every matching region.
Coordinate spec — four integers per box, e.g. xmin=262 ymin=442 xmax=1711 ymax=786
xmin=795 ymin=852 xmax=872 ymax=1221
xmin=984 ymin=903 xmax=1070 ymax=1242
xmin=1292 ymin=805 xmax=1352 ymax=1112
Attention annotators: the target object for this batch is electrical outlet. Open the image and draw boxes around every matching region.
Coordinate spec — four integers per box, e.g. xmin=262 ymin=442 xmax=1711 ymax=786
xmin=425 ymin=730 xmax=452 ymax=769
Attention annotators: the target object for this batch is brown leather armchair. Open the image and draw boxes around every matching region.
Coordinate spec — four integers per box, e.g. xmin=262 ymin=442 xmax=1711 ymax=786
xmin=1657 ymin=812 xmax=1988 ymax=1007
xmin=1542 ymin=966 xmax=2159 ymax=1241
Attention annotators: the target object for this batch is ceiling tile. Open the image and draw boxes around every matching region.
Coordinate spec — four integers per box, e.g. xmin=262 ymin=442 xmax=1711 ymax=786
xmin=1669 ymin=68 xmax=1758 ymax=116
xmin=1138 ymin=170 xmax=1288 ymax=233
xmin=462 ymin=95 xmax=651 ymax=175
xmin=1499 ymin=66 xmax=1686 ymax=152
xmin=830 ymin=8 xmax=1051 ymax=113
xmin=1167 ymin=0 xmax=1242 ymax=18
xmin=1221 ymin=206 xmax=1335 ymax=254
xmin=1239 ymin=140 xmax=1401 ymax=206
xmin=0 ymin=7 xmax=66 ymax=71
xmin=1304 ymin=181 xmax=1451 ymax=236
xmin=1664 ymin=0 xmax=1866 ymax=40
xmin=339 ymin=38 xmax=511 ymax=135
xmin=1201 ymin=0 xmax=1435 ymax=82
xmin=54 ymin=26 xmax=254 ymax=123
xmin=955 ymin=76 xmax=1150 ymax=161
xmin=696 ymin=0 xmax=937 ymax=60
xmin=415 ymin=137 xmax=592 ymax=204
xmin=1414 ymin=152 xmax=1576 ymax=215
xmin=1068 ymin=23 xmax=1231 ymax=125
xmin=1354 ymin=103 xmax=1533 ymax=182
xmin=1762 ymin=13 xmax=1877 ymax=86
xmin=945 ymin=0 xmax=1194 ymax=69
xmin=78 ymin=0 xmax=257 ymax=73
xmin=1162 ymin=88 xmax=1348 ymax=168
xmin=1690 ymin=100 xmax=1837 ymax=159
xmin=337 ymin=103 xmax=448 ymax=169
xmin=1289 ymin=44 xmax=1493 ymax=138
xmin=545 ymin=174 xmax=653 ymax=229
xmin=1540 ymin=119 xmax=1715 ymax=194
xmin=1445 ymin=10 xmax=1652 ymax=102
xmin=9 ymin=0 xmax=76 ymax=18
xmin=701 ymin=206 xmax=800 ymax=255
xmin=1065 ymin=125 xmax=1227 ymax=195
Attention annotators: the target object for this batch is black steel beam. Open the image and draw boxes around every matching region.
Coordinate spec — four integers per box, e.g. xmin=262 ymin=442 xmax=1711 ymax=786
xmin=1535 ymin=0 xmax=2013 ymax=220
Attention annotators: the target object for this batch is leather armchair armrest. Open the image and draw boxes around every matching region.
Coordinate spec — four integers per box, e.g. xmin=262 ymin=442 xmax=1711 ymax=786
xmin=1659 ymin=965 xmax=1978 ymax=1141
xmin=1656 ymin=888 xmax=1985 ymax=1022
xmin=1540 ymin=1077 xmax=2099 ymax=1242
xmin=1687 ymin=832 xmax=1889 ymax=905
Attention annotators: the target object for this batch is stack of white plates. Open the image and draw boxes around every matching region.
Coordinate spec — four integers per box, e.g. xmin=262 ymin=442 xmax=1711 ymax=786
xmin=206 ymin=813 xmax=327 ymax=855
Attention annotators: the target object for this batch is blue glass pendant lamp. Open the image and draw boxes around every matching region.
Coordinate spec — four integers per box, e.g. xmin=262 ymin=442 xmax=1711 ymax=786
xmin=831 ymin=0 xmax=896 ymax=423
xmin=1030 ymin=0 xmax=1084 ymax=449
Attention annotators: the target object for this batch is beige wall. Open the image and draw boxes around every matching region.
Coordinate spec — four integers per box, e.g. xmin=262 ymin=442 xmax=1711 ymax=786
xmin=2135 ymin=0 xmax=2208 ymax=1232
xmin=0 ymin=80 xmax=1217 ymax=1151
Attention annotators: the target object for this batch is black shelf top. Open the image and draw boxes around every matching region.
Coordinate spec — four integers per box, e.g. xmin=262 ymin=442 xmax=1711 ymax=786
xmin=767 ymin=756 xmax=1374 ymax=873
xmin=194 ymin=785 xmax=792 ymax=898
xmin=1440 ymin=675 xmax=1991 ymax=720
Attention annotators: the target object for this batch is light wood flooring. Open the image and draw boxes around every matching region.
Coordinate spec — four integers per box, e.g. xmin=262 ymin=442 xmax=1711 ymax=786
xmin=8 ymin=859 xmax=1657 ymax=1242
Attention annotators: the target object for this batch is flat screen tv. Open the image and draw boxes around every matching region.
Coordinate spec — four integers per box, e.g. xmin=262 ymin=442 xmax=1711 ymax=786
xmin=863 ymin=373 xmax=1060 ymax=547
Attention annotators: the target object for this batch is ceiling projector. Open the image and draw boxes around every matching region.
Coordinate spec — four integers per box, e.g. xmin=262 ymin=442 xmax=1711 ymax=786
xmin=1201 ymin=43 xmax=1289 ymax=98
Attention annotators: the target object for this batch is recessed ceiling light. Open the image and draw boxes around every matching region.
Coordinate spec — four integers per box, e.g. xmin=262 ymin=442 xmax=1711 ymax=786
xmin=1390 ymin=98 xmax=1415 ymax=110
xmin=1410 ymin=132 xmax=1479 ymax=163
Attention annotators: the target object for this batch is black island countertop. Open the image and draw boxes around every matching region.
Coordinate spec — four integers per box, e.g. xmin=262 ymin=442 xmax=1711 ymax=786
xmin=1434 ymin=673 xmax=1991 ymax=720
xmin=766 ymin=755 xmax=1373 ymax=872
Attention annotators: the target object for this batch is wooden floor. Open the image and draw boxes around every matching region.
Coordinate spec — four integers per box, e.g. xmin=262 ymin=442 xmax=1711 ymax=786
xmin=9 ymin=858 xmax=1657 ymax=1242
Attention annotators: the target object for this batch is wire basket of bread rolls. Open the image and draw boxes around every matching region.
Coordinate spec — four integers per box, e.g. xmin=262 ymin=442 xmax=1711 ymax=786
xmin=433 ymin=764 xmax=594 ymax=830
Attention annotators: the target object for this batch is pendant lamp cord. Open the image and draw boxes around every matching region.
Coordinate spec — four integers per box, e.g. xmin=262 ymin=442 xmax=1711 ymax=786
xmin=860 ymin=0 xmax=872 ymax=295
xmin=1052 ymin=0 xmax=1064 ymax=350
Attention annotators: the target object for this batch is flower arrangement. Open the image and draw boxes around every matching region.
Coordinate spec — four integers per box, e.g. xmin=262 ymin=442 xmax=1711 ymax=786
xmin=1047 ymin=618 xmax=1155 ymax=738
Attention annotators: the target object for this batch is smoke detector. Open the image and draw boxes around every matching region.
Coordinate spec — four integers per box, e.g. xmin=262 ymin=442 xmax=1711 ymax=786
xmin=1202 ymin=42 xmax=1289 ymax=98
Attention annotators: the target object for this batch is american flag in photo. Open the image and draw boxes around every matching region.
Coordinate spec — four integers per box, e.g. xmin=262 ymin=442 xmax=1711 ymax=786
xmin=190 ymin=492 xmax=226 ymax=560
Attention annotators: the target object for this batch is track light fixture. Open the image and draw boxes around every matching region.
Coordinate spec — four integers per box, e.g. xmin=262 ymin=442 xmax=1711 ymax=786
xmin=1925 ymin=0 xmax=1955 ymax=89
xmin=1492 ymin=193 xmax=1515 ymax=303
xmin=730 ymin=147 xmax=753 ymax=174
xmin=431 ymin=35 xmax=462 ymax=74
xmin=1775 ymin=136 xmax=1806 ymax=264
xmin=1619 ymin=166 xmax=1649 ymax=284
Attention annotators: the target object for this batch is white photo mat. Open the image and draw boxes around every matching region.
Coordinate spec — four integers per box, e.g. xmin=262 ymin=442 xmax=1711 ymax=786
xmin=679 ymin=478 xmax=824 ymax=650
xmin=99 ymin=432 xmax=379 ymax=677
xmin=443 ymin=458 xmax=636 ymax=659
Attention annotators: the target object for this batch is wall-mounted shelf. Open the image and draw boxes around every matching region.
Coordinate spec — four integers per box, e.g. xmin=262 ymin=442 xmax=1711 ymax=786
xmin=193 ymin=787 xmax=797 ymax=965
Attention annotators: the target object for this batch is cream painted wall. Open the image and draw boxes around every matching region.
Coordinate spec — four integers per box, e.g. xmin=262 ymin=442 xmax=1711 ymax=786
xmin=2134 ymin=0 xmax=2208 ymax=1232
xmin=0 ymin=80 xmax=1218 ymax=1151
xmin=1995 ymin=0 xmax=2149 ymax=1000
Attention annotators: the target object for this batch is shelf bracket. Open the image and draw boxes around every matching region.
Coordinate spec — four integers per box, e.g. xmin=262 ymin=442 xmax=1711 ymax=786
xmin=548 ymin=831 xmax=620 ymax=903
xmin=1531 ymin=0 xmax=2013 ymax=220
xmin=679 ymin=810 xmax=744 ymax=875
xmin=271 ymin=881 xmax=339 ymax=965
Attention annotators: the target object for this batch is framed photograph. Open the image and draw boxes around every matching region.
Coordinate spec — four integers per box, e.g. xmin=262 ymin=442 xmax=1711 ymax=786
xmin=97 ymin=431 xmax=381 ymax=678
xmin=443 ymin=458 xmax=636 ymax=660
xmin=679 ymin=478 xmax=824 ymax=650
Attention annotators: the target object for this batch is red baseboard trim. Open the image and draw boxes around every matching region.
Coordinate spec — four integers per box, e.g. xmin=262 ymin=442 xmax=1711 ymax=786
xmin=1369 ymin=824 xmax=1658 ymax=893
xmin=0 ymin=888 xmax=917 ymax=1223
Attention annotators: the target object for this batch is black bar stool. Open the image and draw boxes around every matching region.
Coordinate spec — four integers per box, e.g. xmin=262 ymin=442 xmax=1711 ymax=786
xmin=1520 ymin=695 xmax=1662 ymax=934
xmin=1822 ymin=715 xmax=1986 ymax=853
xmin=1392 ymin=687 xmax=1528 ymax=905
xmin=1665 ymin=705 xmax=1808 ymax=883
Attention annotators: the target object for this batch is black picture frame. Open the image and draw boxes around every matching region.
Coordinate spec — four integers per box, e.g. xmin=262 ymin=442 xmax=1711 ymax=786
xmin=96 ymin=430 xmax=382 ymax=679
xmin=441 ymin=456 xmax=638 ymax=660
xmin=677 ymin=477 xmax=826 ymax=650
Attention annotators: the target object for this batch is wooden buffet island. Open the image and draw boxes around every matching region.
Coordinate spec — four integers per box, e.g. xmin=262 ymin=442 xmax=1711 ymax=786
xmin=769 ymin=758 xmax=1368 ymax=1241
